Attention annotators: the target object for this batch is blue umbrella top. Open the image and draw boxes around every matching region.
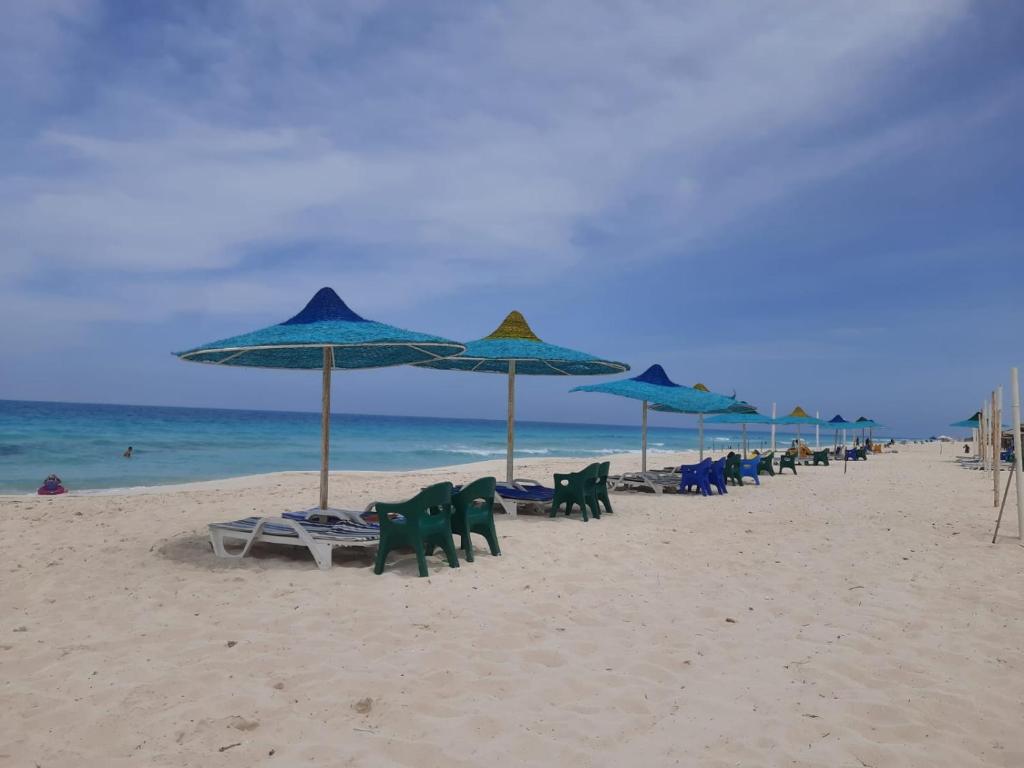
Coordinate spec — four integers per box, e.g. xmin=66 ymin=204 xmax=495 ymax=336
xmin=572 ymin=364 xmax=737 ymax=413
xmin=176 ymin=287 xmax=465 ymax=369
xmin=415 ymin=311 xmax=628 ymax=376
xmin=826 ymin=414 xmax=856 ymax=428
xmin=950 ymin=411 xmax=981 ymax=428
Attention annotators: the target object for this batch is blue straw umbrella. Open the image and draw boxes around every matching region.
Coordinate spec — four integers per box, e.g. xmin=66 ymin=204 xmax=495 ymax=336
xmin=854 ymin=416 xmax=880 ymax=444
xmin=704 ymin=411 xmax=776 ymax=458
xmin=571 ymin=365 xmax=737 ymax=470
xmin=415 ymin=311 xmax=628 ymax=483
xmin=176 ymin=287 xmax=465 ymax=509
xmin=774 ymin=406 xmax=827 ymax=451
xmin=650 ymin=383 xmax=757 ymax=460
xmin=950 ymin=412 xmax=982 ymax=429
xmin=825 ymin=414 xmax=856 ymax=449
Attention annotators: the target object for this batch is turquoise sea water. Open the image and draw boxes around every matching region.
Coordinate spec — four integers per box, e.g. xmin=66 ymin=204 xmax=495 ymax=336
xmin=0 ymin=399 xmax=801 ymax=493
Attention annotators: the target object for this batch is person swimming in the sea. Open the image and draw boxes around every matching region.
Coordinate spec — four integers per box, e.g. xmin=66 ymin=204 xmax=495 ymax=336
xmin=123 ymin=446 xmax=133 ymax=458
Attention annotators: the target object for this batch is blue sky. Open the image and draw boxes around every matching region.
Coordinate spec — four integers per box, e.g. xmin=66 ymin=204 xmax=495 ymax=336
xmin=1 ymin=1 xmax=1022 ymax=436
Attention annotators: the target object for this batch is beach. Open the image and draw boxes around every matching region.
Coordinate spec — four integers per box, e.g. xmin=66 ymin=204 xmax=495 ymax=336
xmin=2 ymin=443 xmax=1023 ymax=767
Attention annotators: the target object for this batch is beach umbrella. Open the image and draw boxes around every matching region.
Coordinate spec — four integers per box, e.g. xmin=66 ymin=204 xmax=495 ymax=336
xmin=415 ymin=311 xmax=628 ymax=483
xmin=825 ymin=414 xmax=856 ymax=449
xmin=571 ymin=364 xmax=736 ymax=471
xmin=950 ymin=412 xmax=982 ymax=429
xmin=651 ymin=385 xmax=757 ymax=462
xmin=176 ymin=287 xmax=465 ymax=510
xmin=775 ymin=406 xmax=827 ymax=450
xmin=704 ymin=411 xmax=775 ymax=458
xmin=854 ymin=416 xmax=880 ymax=443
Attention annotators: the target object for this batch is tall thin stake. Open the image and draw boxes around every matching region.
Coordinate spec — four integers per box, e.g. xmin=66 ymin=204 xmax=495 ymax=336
xmin=994 ymin=388 xmax=1001 ymax=507
xmin=1011 ymin=367 xmax=1024 ymax=540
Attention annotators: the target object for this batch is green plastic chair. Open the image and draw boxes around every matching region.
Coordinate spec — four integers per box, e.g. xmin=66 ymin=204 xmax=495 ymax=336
xmin=857 ymin=446 xmax=868 ymax=460
xmin=373 ymin=481 xmax=459 ymax=577
xmin=812 ymin=449 xmax=829 ymax=466
xmin=551 ymin=463 xmax=600 ymax=521
xmin=757 ymin=451 xmax=775 ymax=476
xmin=725 ymin=454 xmax=743 ymax=486
xmin=595 ymin=461 xmax=614 ymax=514
xmin=778 ymin=453 xmax=797 ymax=475
xmin=450 ymin=477 xmax=501 ymax=563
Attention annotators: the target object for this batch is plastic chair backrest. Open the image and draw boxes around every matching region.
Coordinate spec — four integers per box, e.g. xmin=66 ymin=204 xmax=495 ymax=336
xmin=452 ymin=476 xmax=496 ymax=514
xmin=376 ymin=482 xmax=453 ymax=531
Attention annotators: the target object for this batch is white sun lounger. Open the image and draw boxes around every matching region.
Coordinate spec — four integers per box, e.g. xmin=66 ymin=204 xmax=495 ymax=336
xmin=209 ymin=515 xmax=380 ymax=570
xmin=608 ymin=471 xmax=679 ymax=495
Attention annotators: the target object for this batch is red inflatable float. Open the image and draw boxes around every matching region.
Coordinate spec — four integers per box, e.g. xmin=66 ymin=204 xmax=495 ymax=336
xmin=38 ymin=475 xmax=66 ymax=495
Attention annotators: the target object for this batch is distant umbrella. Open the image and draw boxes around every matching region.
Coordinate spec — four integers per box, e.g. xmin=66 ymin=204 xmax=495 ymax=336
xmin=176 ymin=287 xmax=465 ymax=509
xmin=950 ymin=412 xmax=981 ymax=429
xmin=651 ymin=383 xmax=757 ymax=460
xmin=774 ymin=406 xmax=827 ymax=450
xmin=571 ymin=364 xmax=736 ymax=471
xmin=705 ymin=411 xmax=775 ymax=458
xmin=416 ymin=311 xmax=628 ymax=483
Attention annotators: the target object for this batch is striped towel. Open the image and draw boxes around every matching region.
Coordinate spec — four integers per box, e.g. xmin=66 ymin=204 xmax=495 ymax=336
xmin=212 ymin=516 xmax=380 ymax=542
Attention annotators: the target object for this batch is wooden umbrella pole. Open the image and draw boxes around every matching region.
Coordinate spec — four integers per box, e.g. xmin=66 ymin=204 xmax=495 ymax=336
xmin=320 ymin=346 xmax=333 ymax=510
xmin=699 ymin=413 xmax=704 ymax=461
xmin=641 ymin=399 xmax=648 ymax=473
xmin=993 ymin=389 xmax=1000 ymax=507
xmin=742 ymin=422 xmax=747 ymax=459
xmin=506 ymin=360 xmax=516 ymax=485
xmin=815 ymin=410 xmax=820 ymax=450
xmin=1010 ymin=367 xmax=1024 ymax=540
xmin=771 ymin=402 xmax=777 ymax=452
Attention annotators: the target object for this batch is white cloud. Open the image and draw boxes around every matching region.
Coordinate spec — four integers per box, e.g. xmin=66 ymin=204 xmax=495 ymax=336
xmin=0 ymin=0 xmax=983 ymax=328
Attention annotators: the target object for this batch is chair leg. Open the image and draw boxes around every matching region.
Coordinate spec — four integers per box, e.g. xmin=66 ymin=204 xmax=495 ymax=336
xmin=462 ymin=530 xmax=475 ymax=563
xmin=412 ymin=539 xmax=429 ymax=578
xmin=578 ymin=497 xmax=589 ymax=522
xmin=373 ymin=540 xmax=391 ymax=575
xmin=441 ymin=532 xmax=460 ymax=569
xmin=484 ymin=520 xmax=501 ymax=556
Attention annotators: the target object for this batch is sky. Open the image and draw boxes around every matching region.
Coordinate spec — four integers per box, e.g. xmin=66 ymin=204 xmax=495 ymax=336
xmin=1 ymin=1 xmax=1022 ymax=437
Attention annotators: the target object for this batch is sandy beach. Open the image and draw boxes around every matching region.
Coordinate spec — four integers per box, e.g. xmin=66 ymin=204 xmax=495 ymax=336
xmin=2 ymin=444 xmax=1023 ymax=767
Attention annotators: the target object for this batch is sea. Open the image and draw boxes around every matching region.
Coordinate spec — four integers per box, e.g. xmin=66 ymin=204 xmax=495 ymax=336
xmin=1 ymin=399 xmax=802 ymax=494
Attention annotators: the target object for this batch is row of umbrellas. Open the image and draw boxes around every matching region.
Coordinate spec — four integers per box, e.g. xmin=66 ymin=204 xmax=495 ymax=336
xmin=177 ymin=287 xmax=881 ymax=510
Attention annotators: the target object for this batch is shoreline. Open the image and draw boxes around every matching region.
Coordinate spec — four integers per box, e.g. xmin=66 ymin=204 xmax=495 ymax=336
xmin=0 ymin=449 xmax=689 ymax=499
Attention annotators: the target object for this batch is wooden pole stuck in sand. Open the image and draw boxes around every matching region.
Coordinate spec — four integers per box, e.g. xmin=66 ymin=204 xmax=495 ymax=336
xmin=980 ymin=400 xmax=987 ymax=470
xmin=506 ymin=360 xmax=516 ymax=484
xmin=815 ymin=410 xmax=820 ymax=450
xmin=641 ymin=399 xmax=648 ymax=473
xmin=1011 ymin=368 xmax=1024 ymax=541
xmin=699 ymin=413 xmax=705 ymax=461
xmin=993 ymin=389 xmax=1001 ymax=507
xmin=320 ymin=345 xmax=333 ymax=511
xmin=771 ymin=402 xmax=777 ymax=453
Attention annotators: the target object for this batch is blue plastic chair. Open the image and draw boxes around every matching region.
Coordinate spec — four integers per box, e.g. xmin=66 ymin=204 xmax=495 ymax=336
xmin=739 ymin=457 xmax=761 ymax=485
xmin=679 ymin=459 xmax=713 ymax=496
xmin=844 ymin=448 xmax=859 ymax=461
xmin=708 ymin=457 xmax=728 ymax=495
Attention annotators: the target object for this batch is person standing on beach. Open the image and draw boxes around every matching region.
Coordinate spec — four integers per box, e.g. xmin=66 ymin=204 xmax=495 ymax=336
xmin=123 ymin=446 xmax=133 ymax=458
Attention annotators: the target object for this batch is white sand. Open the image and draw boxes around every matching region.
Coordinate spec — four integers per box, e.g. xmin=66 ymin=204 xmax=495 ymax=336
xmin=2 ymin=444 xmax=1023 ymax=767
